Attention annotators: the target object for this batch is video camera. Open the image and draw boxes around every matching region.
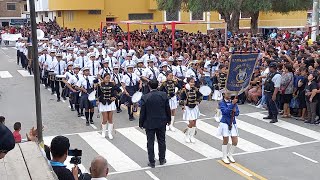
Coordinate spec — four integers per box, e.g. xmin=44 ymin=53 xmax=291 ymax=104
xmin=68 ymin=149 xmax=82 ymax=165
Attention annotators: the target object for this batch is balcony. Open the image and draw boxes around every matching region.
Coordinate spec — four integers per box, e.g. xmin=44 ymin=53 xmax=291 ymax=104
xmin=49 ymin=0 xmax=104 ymax=11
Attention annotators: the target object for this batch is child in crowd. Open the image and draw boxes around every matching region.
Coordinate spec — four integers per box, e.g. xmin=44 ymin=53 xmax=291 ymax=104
xmin=13 ymin=122 xmax=22 ymax=143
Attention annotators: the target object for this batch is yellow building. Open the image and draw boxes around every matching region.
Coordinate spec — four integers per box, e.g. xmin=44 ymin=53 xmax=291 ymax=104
xmin=48 ymin=0 xmax=308 ymax=32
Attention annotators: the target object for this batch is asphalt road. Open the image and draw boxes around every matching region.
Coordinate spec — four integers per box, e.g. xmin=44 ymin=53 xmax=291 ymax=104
xmin=1 ymin=45 xmax=320 ymax=180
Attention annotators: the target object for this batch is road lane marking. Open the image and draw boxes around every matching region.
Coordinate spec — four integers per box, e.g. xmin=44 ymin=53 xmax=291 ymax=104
xmin=292 ymin=152 xmax=319 ymax=163
xmin=234 ymin=162 xmax=268 ymax=180
xmin=62 ymin=99 xmax=66 ymax=103
xmin=117 ymin=127 xmax=185 ymax=164
xmin=1 ymin=47 xmax=8 ymax=50
xmin=90 ymin=124 xmax=97 ymax=129
xmin=145 ymin=170 xmax=160 ymax=180
xmin=200 ymin=113 xmax=206 ymax=116
xmin=0 ymin=71 xmax=13 ymax=78
xmin=236 ymin=117 xmax=300 ymax=146
xmin=189 ymin=121 xmax=265 ymax=152
xmin=43 ymin=136 xmax=88 ymax=173
xmin=247 ymin=112 xmax=320 ymax=141
xmin=79 ymin=131 xmax=141 ymax=171
xmin=218 ymin=160 xmax=267 ymax=180
xmin=166 ymin=129 xmax=221 ymax=158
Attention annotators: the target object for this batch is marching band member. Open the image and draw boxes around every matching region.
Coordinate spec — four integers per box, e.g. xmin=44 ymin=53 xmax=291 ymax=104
xmin=98 ymin=59 xmax=112 ymax=81
xmin=145 ymin=59 xmax=159 ymax=81
xmin=16 ymin=38 xmax=22 ymax=66
xmin=159 ymin=71 xmax=179 ymax=131
xmin=180 ymin=77 xmax=202 ymax=143
xmin=105 ymin=49 xmax=117 ymax=69
xmin=76 ymin=67 xmax=95 ymax=125
xmin=142 ymin=46 xmax=157 ymax=67
xmin=186 ymin=61 xmax=202 ymax=88
xmin=114 ymin=42 xmax=127 ymax=65
xmin=50 ymin=53 xmax=67 ymax=102
xmin=121 ymin=53 xmax=136 ymax=73
xmin=96 ymin=46 xmax=106 ymax=65
xmin=121 ymin=64 xmax=142 ymax=121
xmin=97 ymin=73 xmax=118 ymax=139
xmin=175 ymin=57 xmax=187 ymax=88
xmin=111 ymin=65 xmax=123 ymax=113
xmin=74 ymin=50 xmax=89 ymax=69
xmin=65 ymin=65 xmax=82 ymax=116
xmin=217 ymin=92 xmax=239 ymax=164
xmin=135 ymin=59 xmax=149 ymax=94
xmin=64 ymin=62 xmax=75 ymax=106
xmin=88 ymin=53 xmax=101 ymax=77
xmin=66 ymin=47 xmax=77 ymax=62
xmin=167 ymin=56 xmax=176 ymax=74
xmin=40 ymin=48 xmax=53 ymax=88
xmin=157 ymin=62 xmax=168 ymax=84
xmin=47 ymin=49 xmax=57 ymax=95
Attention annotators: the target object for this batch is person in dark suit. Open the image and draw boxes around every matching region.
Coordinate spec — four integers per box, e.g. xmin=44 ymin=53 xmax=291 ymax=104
xmin=139 ymin=79 xmax=171 ymax=168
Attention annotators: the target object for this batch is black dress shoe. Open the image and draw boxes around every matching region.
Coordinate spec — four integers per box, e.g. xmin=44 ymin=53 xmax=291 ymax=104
xmin=90 ymin=120 xmax=94 ymax=124
xmin=71 ymin=107 xmax=75 ymax=111
xmin=160 ymin=159 xmax=167 ymax=165
xmin=86 ymin=121 xmax=90 ymax=126
xmin=117 ymin=109 xmax=121 ymax=113
xmin=269 ymin=119 xmax=278 ymax=123
xmin=304 ymin=120 xmax=311 ymax=124
xmin=51 ymin=92 xmax=54 ymax=95
xmin=62 ymin=97 xmax=67 ymax=100
xmin=129 ymin=116 xmax=135 ymax=121
xmin=77 ymin=113 xmax=81 ymax=117
xmin=263 ymin=116 xmax=272 ymax=119
xmin=148 ymin=163 xmax=155 ymax=168
xmin=57 ymin=99 xmax=61 ymax=102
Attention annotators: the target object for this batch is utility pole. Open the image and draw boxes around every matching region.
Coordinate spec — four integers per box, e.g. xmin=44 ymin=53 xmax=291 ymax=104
xmin=28 ymin=0 xmax=43 ymax=144
xmin=311 ymin=0 xmax=319 ymax=42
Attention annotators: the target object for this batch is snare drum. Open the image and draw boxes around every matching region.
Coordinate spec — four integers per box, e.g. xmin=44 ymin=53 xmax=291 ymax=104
xmin=48 ymin=71 xmax=56 ymax=81
xmin=199 ymin=85 xmax=212 ymax=96
xmin=55 ymin=75 xmax=66 ymax=81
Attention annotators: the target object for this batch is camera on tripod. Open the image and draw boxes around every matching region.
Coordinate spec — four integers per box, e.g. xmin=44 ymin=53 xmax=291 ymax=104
xmin=68 ymin=149 xmax=82 ymax=165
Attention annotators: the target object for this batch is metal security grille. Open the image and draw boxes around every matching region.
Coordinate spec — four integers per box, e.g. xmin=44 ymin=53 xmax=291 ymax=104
xmin=166 ymin=10 xmax=179 ymax=21
xmin=7 ymin=3 xmax=16 ymax=10
xmin=128 ymin=13 xmax=153 ymax=20
xmin=192 ymin=11 xmax=204 ymax=21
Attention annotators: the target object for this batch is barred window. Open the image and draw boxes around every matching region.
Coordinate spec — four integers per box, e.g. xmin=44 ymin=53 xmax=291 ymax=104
xmin=191 ymin=11 xmax=204 ymax=21
xmin=58 ymin=11 xmax=62 ymax=17
xmin=7 ymin=3 xmax=16 ymax=10
xmin=165 ymin=10 xmax=179 ymax=21
xmin=128 ymin=13 xmax=153 ymax=20
xmin=45 ymin=12 xmax=48 ymax=17
xmin=88 ymin=10 xmax=101 ymax=15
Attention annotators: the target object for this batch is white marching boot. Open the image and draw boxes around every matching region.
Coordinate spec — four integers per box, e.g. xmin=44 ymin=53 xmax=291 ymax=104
xmin=189 ymin=127 xmax=196 ymax=143
xmin=101 ymin=124 xmax=107 ymax=138
xmin=169 ymin=116 xmax=176 ymax=132
xmin=222 ymin=145 xmax=230 ymax=164
xmin=166 ymin=125 xmax=170 ymax=131
xmin=185 ymin=127 xmax=191 ymax=143
xmin=108 ymin=123 xmax=114 ymax=140
xmin=228 ymin=145 xmax=236 ymax=163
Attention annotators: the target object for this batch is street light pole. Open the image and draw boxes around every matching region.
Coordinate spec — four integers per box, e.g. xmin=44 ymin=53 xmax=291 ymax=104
xmin=311 ymin=0 xmax=319 ymax=42
xmin=28 ymin=0 xmax=43 ymax=144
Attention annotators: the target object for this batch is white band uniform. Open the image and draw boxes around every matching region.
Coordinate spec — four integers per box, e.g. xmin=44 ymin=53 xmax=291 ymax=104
xmin=169 ymin=96 xmax=178 ymax=110
xmin=217 ymin=123 xmax=239 ymax=137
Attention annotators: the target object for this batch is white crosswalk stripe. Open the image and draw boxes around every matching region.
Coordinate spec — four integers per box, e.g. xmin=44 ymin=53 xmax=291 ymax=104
xmin=166 ymin=129 xmax=221 ymax=158
xmin=247 ymin=112 xmax=320 ymax=141
xmin=192 ymin=121 xmax=265 ymax=152
xmin=79 ymin=131 xmax=141 ymax=172
xmin=42 ymin=113 xmax=320 ymax=174
xmin=117 ymin=127 xmax=185 ymax=164
xmin=17 ymin=70 xmax=33 ymax=77
xmin=0 ymin=71 xmax=13 ymax=78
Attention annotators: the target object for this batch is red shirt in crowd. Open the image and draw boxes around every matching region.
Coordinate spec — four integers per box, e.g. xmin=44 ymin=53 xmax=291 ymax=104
xmin=13 ymin=130 xmax=22 ymax=143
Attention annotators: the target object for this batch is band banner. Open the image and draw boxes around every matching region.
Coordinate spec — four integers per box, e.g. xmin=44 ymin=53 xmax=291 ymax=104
xmin=1 ymin=33 xmax=22 ymax=41
xmin=226 ymin=53 xmax=259 ymax=95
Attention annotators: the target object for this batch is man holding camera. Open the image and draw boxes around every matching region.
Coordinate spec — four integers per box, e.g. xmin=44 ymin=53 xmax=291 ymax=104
xmin=50 ymin=136 xmax=79 ymax=180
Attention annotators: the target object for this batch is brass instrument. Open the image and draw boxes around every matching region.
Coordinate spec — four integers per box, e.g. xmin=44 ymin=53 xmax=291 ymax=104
xmin=48 ymin=71 xmax=56 ymax=81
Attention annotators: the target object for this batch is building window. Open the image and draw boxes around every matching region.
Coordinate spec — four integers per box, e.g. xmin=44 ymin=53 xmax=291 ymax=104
xmin=24 ymin=4 xmax=27 ymax=11
xmin=58 ymin=11 xmax=62 ymax=17
xmin=7 ymin=3 xmax=16 ymax=11
xmin=88 ymin=10 xmax=101 ymax=15
xmin=240 ymin=12 xmax=251 ymax=19
xmin=45 ymin=12 xmax=48 ymax=17
xmin=66 ymin=11 xmax=74 ymax=21
xmin=128 ymin=13 xmax=153 ymax=20
xmin=36 ymin=12 xmax=38 ymax=17
xmin=164 ymin=10 xmax=180 ymax=22
xmin=190 ymin=11 xmax=204 ymax=21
